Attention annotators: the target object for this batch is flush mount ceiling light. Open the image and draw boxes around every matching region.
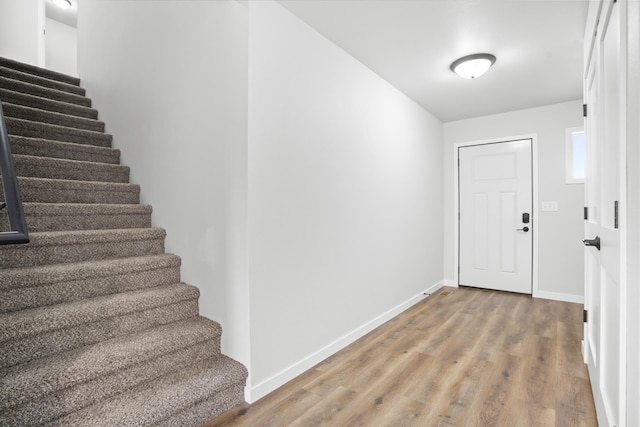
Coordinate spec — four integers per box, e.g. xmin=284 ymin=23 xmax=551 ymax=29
xmin=450 ymin=53 xmax=496 ymax=80
xmin=52 ymin=0 xmax=72 ymax=9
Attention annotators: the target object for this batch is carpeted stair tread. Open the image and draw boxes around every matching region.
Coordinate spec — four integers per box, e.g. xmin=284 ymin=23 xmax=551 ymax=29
xmin=0 ymin=316 xmax=222 ymax=412
xmin=156 ymin=382 xmax=246 ymax=427
xmin=51 ymin=356 xmax=248 ymax=427
xmin=0 ymin=176 xmax=140 ymax=204
xmin=0 ymin=283 xmax=198 ymax=342
xmin=0 ymin=253 xmax=179 ymax=291
xmin=0 ymin=283 xmax=200 ymax=368
xmin=0 ymin=88 xmax=98 ymax=119
xmin=0 ymin=76 xmax=90 ymax=107
xmin=3 ymin=102 xmax=105 ymax=132
xmin=0 ymin=65 xmax=85 ymax=96
xmin=5 ymin=117 xmax=112 ymax=147
xmin=0 ymin=56 xmax=81 ymax=86
xmin=0 ymin=254 xmax=181 ymax=312
xmin=14 ymin=202 xmax=151 ymax=232
xmin=1 ymin=340 xmax=220 ymax=427
xmin=9 ymin=135 xmax=120 ymax=164
xmin=12 ymin=154 xmax=129 ymax=183
xmin=0 ymin=228 xmax=166 ymax=269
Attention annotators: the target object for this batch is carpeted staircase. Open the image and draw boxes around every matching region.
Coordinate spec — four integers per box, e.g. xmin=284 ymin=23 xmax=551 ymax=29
xmin=0 ymin=56 xmax=247 ymax=426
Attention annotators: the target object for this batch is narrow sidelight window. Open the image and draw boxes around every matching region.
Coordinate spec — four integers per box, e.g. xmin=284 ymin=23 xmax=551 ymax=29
xmin=566 ymin=127 xmax=585 ymax=184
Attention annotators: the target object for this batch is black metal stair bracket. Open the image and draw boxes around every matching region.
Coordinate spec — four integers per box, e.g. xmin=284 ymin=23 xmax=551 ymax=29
xmin=0 ymin=101 xmax=29 ymax=245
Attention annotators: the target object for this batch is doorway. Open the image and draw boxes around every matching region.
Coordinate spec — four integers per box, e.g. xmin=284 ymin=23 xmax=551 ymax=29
xmin=457 ymin=138 xmax=535 ymax=294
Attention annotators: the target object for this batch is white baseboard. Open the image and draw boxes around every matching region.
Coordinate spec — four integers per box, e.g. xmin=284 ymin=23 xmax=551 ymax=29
xmin=425 ymin=280 xmax=446 ymax=295
xmin=247 ymin=282 xmax=443 ymax=402
xmin=533 ymin=290 xmax=584 ymax=304
xmin=443 ymin=279 xmax=458 ymax=287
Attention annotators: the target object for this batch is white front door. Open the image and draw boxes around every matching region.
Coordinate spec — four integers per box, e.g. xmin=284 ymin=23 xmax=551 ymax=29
xmin=583 ymin=1 xmax=624 ymax=425
xmin=458 ymin=139 xmax=533 ymax=294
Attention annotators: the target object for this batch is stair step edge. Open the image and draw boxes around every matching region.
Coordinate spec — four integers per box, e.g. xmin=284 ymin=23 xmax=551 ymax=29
xmin=0 ymin=65 xmax=85 ymax=96
xmin=18 ymin=228 xmax=166 ymax=246
xmin=10 ymin=176 xmax=140 ymax=191
xmin=20 ymin=202 xmax=152 ymax=215
xmin=1 ymin=339 xmax=220 ymax=426
xmin=52 ymin=356 xmax=248 ymax=427
xmin=0 ymin=256 xmax=181 ymax=313
xmin=1 ymin=177 xmax=141 ymax=205
xmin=8 ymin=135 xmax=120 ymax=164
xmin=0 ymin=57 xmax=81 ymax=86
xmin=0 ymin=283 xmax=200 ymax=343
xmin=0 ymin=76 xmax=90 ymax=107
xmin=6 ymin=117 xmax=112 ymax=148
xmin=0 ymin=88 xmax=98 ymax=119
xmin=0 ymin=317 xmax=222 ymax=409
xmin=13 ymin=153 xmax=129 ymax=172
xmin=2 ymin=102 xmax=105 ymax=132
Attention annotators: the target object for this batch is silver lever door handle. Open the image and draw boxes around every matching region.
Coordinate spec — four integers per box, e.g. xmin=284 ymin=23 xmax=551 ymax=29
xmin=517 ymin=227 xmax=529 ymax=232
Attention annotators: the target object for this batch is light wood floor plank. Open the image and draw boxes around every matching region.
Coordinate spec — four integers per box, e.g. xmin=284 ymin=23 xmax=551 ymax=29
xmin=202 ymin=287 xmax=597 ymax=427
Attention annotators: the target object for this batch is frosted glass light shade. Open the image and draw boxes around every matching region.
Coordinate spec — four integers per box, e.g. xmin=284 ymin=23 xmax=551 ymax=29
xmin=52 ymin=0 xmax=71 ymax=9
xmin=450 ymin=54 xmax=496 ymax=79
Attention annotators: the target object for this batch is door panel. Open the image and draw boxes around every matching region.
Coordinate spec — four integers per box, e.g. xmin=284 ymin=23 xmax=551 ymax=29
xmin=584 ymin=1 xmax=623 ymax=425
xmin=499 ymin=192 xmax=517 ymax=272
xmin=459 ymin=140 xmax=533 ymax=294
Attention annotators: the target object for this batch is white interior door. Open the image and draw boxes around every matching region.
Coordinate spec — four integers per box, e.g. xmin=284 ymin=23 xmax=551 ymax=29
xmin=583 ymin=1 xmax=624 ymax=425
xmin=458 ymin=139 xmax=533 ymax=294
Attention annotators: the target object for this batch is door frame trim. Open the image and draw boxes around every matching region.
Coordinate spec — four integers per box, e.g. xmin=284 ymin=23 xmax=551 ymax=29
xmin=453 ymin=134 xmax=539 ymax=296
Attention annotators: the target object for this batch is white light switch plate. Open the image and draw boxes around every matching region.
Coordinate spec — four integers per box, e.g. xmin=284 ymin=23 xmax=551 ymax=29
xmin=541 ymin=201 xmax=558 ymax=211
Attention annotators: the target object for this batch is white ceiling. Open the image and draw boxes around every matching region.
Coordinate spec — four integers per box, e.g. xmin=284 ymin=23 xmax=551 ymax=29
xmin=278 ymin=0 xmax=589 ymax=122
xmin=45 ymin=0 xmax=78 ymax=28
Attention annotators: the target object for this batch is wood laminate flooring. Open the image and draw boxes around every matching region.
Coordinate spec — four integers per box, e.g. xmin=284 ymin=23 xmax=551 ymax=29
xmin=203 ymin=286 xmax=597 ymax=426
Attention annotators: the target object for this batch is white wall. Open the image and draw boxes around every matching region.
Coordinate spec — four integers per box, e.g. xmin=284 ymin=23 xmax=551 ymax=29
xmin=444 ymin=100 xmax=584 ymax=301
xmin=248 ymin=1 xmax=443 ymax=399
xmin=45 ymin=18 xmax=77 ymax=76
xmin=79 ymin=0 xmax=444 ymax=402
xmin=0 ymin=0 xmax=43 ymax=66
xmin=77 ymin=0 xmax=250 ymax=367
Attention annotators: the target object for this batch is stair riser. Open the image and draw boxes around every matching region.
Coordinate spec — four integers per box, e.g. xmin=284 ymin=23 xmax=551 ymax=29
xmin=9 ymin=136 xmax=120 ymax=164
xmin=17 ymin=186 xmax=138 ymax=204
xmin=0 ymin=66 xmax=85 ymax=96
xmin=5 ymin=118 xmax=112 ymax=148
xmin=0 ymin=178 xmax=140 ymax=204
xmin=0 ymin=77 xmax=90 ymax=107
xmin=0 ymin=264 xmax=180 ymax=313
xmin=24 ymin=211 xmax=150 ymax=232
xmin=3 ymin=103 xmax=105 ymax=133
xmin=13 ymin=157 xmax=130 ymax=184
xmin=157 ymin=384 xmax=246 ymax=427
xmin=0 ymin=57 xmax=81 ymax=86
xmin=0 ymin=89 xmax=98 ymax=119
xmin=2 ymin=299 xmax=199 ymax=368
xmin=0 ymin=339 xmax=220 ymax=426
xmin=0 ymin=237 xmax=164 ymax=269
